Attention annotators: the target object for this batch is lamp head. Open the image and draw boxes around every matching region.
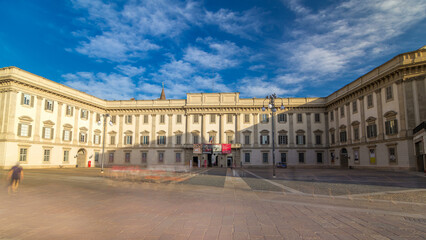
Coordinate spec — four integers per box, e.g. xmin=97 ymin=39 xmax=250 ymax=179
xmin=97 ymin=121 xmax=101 ymax=126
xmin=109 ymin=121 xmax=113 ymax=126
xmin=262 ymin=106 xmax=266 ymax=111
xmin=280 ymin=104 xmax=285 ymax=110
xmin=268 ymin=103 xmax=273 ymax=109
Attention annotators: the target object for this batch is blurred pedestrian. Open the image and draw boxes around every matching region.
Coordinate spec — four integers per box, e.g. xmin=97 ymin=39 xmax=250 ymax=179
xmin=8 ymin=162 xmax=23 ymax=194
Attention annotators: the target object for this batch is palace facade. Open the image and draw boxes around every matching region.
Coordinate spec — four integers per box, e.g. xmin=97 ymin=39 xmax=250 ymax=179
xmin=1 ymin=47 xmax=425 ymax=171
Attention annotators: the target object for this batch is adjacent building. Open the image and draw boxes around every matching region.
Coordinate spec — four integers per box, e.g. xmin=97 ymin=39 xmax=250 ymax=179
xmin=0 ymin=47 xmax=425 ymax=171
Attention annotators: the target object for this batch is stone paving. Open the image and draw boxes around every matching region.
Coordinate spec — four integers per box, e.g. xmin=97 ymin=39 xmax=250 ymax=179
xmin=0 ymin=168 xmax=425 ymax=240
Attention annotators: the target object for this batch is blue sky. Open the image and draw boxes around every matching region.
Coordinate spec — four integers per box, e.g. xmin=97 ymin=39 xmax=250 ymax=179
xmin=1 ymin=0 xmax=425 ymax=100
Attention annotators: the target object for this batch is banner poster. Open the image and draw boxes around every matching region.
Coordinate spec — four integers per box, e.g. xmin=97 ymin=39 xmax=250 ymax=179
xmin=369 ymin=149 xmax=376 ymax=164
xmin=193 ymin=144 xmax=202 ymax=154
xmin=212 ymin=144 xmax=222 ymax=153
xmin=222 ymin=144 xmax=232 ymax=154
xmin=203 ymin=144 xmax=212 ymax=154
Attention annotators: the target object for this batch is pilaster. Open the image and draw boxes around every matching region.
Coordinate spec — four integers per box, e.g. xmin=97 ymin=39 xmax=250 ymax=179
xmin=396 ymin=79 xmax=407 ymax=137
xmin=324 ymin=113 xmax=329 ymax=146
xmin=185 ymin=114 xmax=190 ymax=144
xmin=375 ymin=88 xmax=384 ymax=140
xmin=346 ymin=103 xmax=352 ymax=144
xmin=201 ymin=114 xmax=206 ymax=144
xmin=220 ymin=113 xmax=225 ymax=144
xmin=253 ymin=113 xmax=259 ymax=146
xmin=335 ymin=108 xmax=340 ymax=144
xmin=306 ymin=113 xmax=312 ymax=147
xmin=167 ymin=114 xmax=173 ymax=147
xmin=151 ymin=114 xmax=156 ymax=147
xmin=235 ymin=113 xmax=241 ymax=144
xmin=135 ymin=114 xmax=140 ymax=145
xmin=72 ymin=107 xmax=80 ymax=144
xmin=118 ymin=115 xmax=123 ymax=147
xmin=55 ymin=102 xmax=63 ymax=142
xmin=88 ymin=111 xmax=93 ymax=145
xmin=289 ymin=113 xmax=294 ymax=147
xmin=359 ymin=96 xmax=366 ymax=143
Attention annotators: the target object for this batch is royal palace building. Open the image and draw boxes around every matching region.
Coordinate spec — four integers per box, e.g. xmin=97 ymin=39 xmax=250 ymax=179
xmin=0 ymin=47 xmax=425 ymax=171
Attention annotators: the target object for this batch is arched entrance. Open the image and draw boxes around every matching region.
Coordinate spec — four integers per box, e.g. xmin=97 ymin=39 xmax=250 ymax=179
xmin=340 ymin=148 xmax=348 ymax=169
xmin=76 ymin=148 xmax=87 ymax=168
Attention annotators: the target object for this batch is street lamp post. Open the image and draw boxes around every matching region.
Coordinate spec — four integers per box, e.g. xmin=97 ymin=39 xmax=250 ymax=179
xmin=262 ymin=94 xmax=284 ymax=178
xmin=99 ymin=114 xmax=112 ymax=173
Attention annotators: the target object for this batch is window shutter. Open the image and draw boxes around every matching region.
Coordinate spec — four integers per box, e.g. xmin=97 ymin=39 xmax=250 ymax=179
xmin=130 ymin=136 xmax=133 ymax=144
xmin=124 ymin=136 xmax=126 ymax=144
xmin=395 ymin=120 xmax=398 ymax=133
xmin=21 ymin=93 xmax=24 ymax=105
xmin=52 ymin=102 xmax=54 ymax=111
xmin=30 ymin=96 xmax=34 ymax=107
xmin=260 ymin=136 xmax=262 ymax=144
xmin=42 ymin=127 xmax=46 ymax=138
xmin=63 ymin=130 xmax=65 ymax=140
xmin=303 ymin=136 xmax=306 ymax=144
xmin=69 ymin=132 xmax=72 ymax=141
xmin=80 ymin=133 xmax=82 ymax=142
xmin=267 ymin=135 xmax=270 ymax=144
xmin=94 ymin=135 xmax=96 ymax=143
xmin=71 ymin=107 xmax=73 ymax=116
xmin=45 ymin=100 xmax=48 ymax=110
xmin=17 ymin=123 xmax=22 ymax=136
xmin=164 ymin=137 xmax=166 ymax=145
xmin=28 ymin=125 xmax=32 ymax=137
xmin=51 ymin=128 xmax=54 ymax=139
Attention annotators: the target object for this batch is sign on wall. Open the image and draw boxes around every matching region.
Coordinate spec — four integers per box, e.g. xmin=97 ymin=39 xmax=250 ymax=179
xmin=212 ymin=144 xmax=222 ymax=153
xmin=193 ymin=144 xmax=202 ymax=154
xmin=222 ymin=144 xmax=231 ymax=154
xmin=203 ymin=144 xmax=212 ymax=154
xmin=369 ymin=149 xmax=376 ymax=164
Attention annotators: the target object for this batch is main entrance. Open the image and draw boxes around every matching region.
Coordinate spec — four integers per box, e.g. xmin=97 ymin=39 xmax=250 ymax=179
xmin=76 ymin=149 xmax=87 ymax=168
xmin=340 ymin=148 xmax=348 ymax=169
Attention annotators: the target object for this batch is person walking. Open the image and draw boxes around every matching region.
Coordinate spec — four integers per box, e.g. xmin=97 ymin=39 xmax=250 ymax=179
xmin=8 ymin=162 xmax=23 ymax=194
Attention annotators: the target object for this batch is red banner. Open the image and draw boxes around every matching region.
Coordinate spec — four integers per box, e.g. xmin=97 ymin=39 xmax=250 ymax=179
xmin=222 ymin=144 xmax=231 ymax=154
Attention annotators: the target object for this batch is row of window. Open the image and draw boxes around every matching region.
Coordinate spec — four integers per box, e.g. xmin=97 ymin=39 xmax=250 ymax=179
xmin=243 ymin=152 xmax=323 ymax=164
xmin=331 ymin=85 xmax=394 ymax=121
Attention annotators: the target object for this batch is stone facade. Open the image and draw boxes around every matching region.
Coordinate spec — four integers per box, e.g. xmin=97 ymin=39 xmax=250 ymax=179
xmin=1 ymin=47 xmax=425 ymax=170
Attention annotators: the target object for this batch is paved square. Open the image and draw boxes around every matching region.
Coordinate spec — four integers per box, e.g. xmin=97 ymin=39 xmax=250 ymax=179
xmin=0 ymin=168 xmax=425 ymax=239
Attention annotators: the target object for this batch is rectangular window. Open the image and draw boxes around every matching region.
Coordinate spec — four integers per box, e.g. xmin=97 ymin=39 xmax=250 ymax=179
xmin=330 ymin=111 xmax=334 ymax=121
xmin=367 ymin=124 xmax=377 ymax=138
xmin=227 ymin=114 xmax=233 ymax=123
xmin=260 ymin=135 xmax=269 ymax=145
xmin=125 ymin=152 xmax=130 ymax=163
xmin=111 ymin=115 xmax=117 ymax=124
xmin=296 ymin=135 xmax=305 ymax=145
xmin=125 ymin=115 xmax=132 ymax=124
xmin=281 ymin=152 xmax=287 ymax=163
xmin=43 ymin=149 xmax=50 ymax=162
xmin=80 ymin=132 xmax=86 ymax=142
xmin=317 ymin=152 xmax=323 ymax=164
xmin=227 ymin=135 xmax=233 ymax=144
xmin=278 ymin=113 xmax=287 ymax=123
xmin=244 ymin=114 xmax=250 ymax=123
xmin=385 ymin=120 xmax=398 ymax=135
xmin=340 ymin=107 xmax=344 ymax=117
xmin=43 ymin=127 xmax=53 ymax=139
xmin=94 ymin=152 xmax=99 ymax=162
xmin=19 ymin=123 xmax=30 ymax=137
xmin=157 ymin=136 xmax=166 ymax=145
xmin=158 ymin=152 xmax=164 ymax=163
xmin=314 ymin=113 xmax=320 ymax=123
xmin=210 ymin=114 xmax=216 ymax=123
xmin=389 ymin=147 xmax=397 ymax=164
xmin=20 ymin=148 xmax=27 ymax=162
xmin=142 ymin=135 xmax=149 ymax=145
xmin=63 ymin=150 xmax=69 ymax=162
xmin=141 ymin=152 xmax=147 ymax=163
xmin=367 ymin=94 xmax=373 ymax=108
xmin=142 ymin=115 xmax=148 ymax=124
xmin=81 ymin=109 xmax=88 ymax=119
xmin=96 ymin=114 xmax=101 ymax=122
xmin=260 ymin=114 xmax=269 ymax=123
xmin=298 ymin=152 xmax=305 ymax=163
xmin=22 ymin=93 xmax=31 ymax=106
xmin=125 ymin=136 xmax=133 ymax=145
xmin=45 ymin=100 xmax=54 ymax=111
xmin=386 ymin=85 xmax=393 ymax=100
xmin=244 ymin=153 xmax=250 ymax=163
xmin=352 ymin=101 xmax=357 ymax=113
xmin=315 ymin=135 xmax=321 ymax=145
xmin=297 ymin=114 xmax=302 ymax=123
xmin=354 ymin=127 xmax=359 ymax=140
xmin=66 ymin=105 xmax=73 ymax=116
xmin=176 ymin=135 xmax=182 ymax=145
xmin=109 ymin=152 xmax=114 ymax=163
xmin=262 ymin=152 xmax=268 ymax=163
xmin=331 ymin=133 xmax=335 ymax=144
xmin=176 ymin=114 xmax=182 ymax=124
xmin=94 ymin=135 xmax=100 ymax=144
xmin=244 ymin=135 xmax=250 ymax=144
xmin=160 ymin=115 xmax=165 ymax=124
xmin=278 ymin=135 xmax=288 ymax=145
xmin=110 ymin=135 xmax=116 ymax=145
xmin=340 ymin=131 xmax=347 ymax=142
xmin=176 ymin=153 xmax=181 ymax=162
xmin=193 ymin=115 xmax=199 ymax=123
xmin=193 ymin=135 xmax=199 ymax=144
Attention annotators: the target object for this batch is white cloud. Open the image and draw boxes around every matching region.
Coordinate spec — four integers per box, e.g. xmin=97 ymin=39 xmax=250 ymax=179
xmin=237 ymin=76 xmax=302 ymax=98
xmin=115 ymin=65 xmax=146 ymax=77
xmin=62 ymin=72 xmax=136 ymax=100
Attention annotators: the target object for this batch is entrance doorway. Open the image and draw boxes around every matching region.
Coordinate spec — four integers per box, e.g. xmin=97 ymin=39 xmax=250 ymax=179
xmin=415 ymin=141 xmax=424 ymax=172
xmin=227 ymin=156 xmax=233 ymax=168
xmin=207 ymin=154 xmax=212 ymax=167
xmin=340 ymin=148 xmax=348 ymax=169
xmin=193 ymin=156 xmax=199 ymax=168
xmin=76 ymin=149 xmax=87 ymax=168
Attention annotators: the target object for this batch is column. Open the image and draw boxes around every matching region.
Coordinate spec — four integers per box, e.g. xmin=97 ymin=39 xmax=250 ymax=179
xmin=235 ymin=113 xmax=241 ymax=144
xmin=151 ymin=114 xmax=156 ymax=146
xmin=346 ymin=103 xmax=352 ymax=144
xmin=253 ymin=113 xmax=259 ymax=146
xmin=0 ymin=91 xmax=6 ymax=137
xmin=88 ymin=111 xmax=93 ymax=145
xmin=55 ymin=102 xmax=63 ymax=142
xmin=201 ymin=114 xmax=206 ymax=144
xmin=185 ymin=113 xmax=190 ymax=144
xmin=325 ymin=113 xmax=330 ymax=146
xmin=335 ymin=109 xmax=340 ymax=144
xmin=5 ymin=90 xmax=18 ymax=139
xmin=288 ymin=113 xmax=294 ymax=147
xmin=72 ymin=107 xmax=80 ymax=144
xmin=118 ymin=115 xmax=124 ymax=147
xmin=135 ymin=114 xmax=140 ymax=145
xmin=306 ymin=113 xmax=312 ymax=147
xmin=359 ymin=97 xmax=366 ymax=143
xmin=396 ymin=80 xmax=407 ymax=137
xmin=167 ymin=114 xmax=173 ymax=147
xmin=375 ymin=89 xmax=384 ymax=140
xmin=220 ymin=113 xmax=225 ymax=144
xmin=33 ymin=96 xmax=44 ymax=141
